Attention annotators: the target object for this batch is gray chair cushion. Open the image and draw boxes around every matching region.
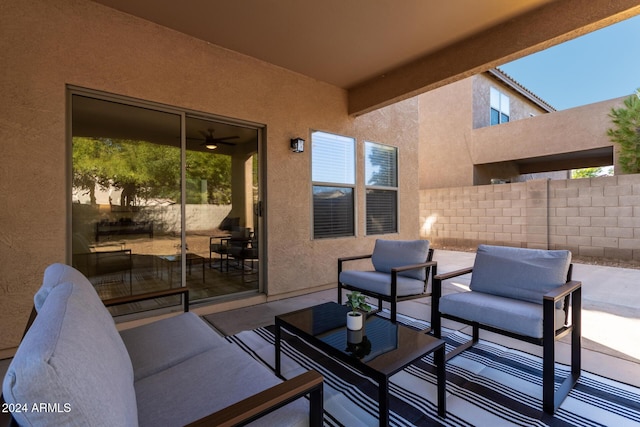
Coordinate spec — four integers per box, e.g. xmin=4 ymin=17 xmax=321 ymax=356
xmin=439 ymin=291 xmax=566 ymax=338
xmin=2 ymin=281 xmax=137 ymax=426
xmin=339 ymin=270 xmax=426 ymax=297
xmin=135 ymin=347 xmax=308 ymax=427
xmin=371 ymin=239 xmax=430 ymax=281
xmin=469 ymin=245 xmax=571 ymax=304
xmin=121 ymin=312 xmax=229 ymax=381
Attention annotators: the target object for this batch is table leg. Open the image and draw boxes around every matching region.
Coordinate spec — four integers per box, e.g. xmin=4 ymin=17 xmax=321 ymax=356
xmin=275 ymin=322 xmax=282 ymax=378
xmin=435 ymin=344 xmax=447 ymax=417
xmin=379 ymin=377 xmax=389 ymax=427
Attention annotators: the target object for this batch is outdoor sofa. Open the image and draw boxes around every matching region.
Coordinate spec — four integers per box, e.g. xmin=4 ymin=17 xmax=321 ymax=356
xmin=2 ymin=263 xmax=323 ymax=426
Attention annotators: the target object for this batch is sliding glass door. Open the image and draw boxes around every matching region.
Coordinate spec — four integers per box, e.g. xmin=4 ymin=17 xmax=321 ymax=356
xmin=70 ymin=91 xmax=261 ymax=315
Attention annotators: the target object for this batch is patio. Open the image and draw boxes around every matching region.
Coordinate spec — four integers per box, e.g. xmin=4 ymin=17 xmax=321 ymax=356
xmin=2 ymin=248 xmax=639 ymax=425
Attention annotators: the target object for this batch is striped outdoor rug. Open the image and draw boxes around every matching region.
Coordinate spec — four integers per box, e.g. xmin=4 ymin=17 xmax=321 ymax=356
xmin=226 ymin=310 xmax=640 ymax=426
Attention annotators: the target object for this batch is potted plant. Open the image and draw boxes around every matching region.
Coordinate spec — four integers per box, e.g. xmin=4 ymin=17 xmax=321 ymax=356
xmin=345 ymin=291 xmax=372 ymax=330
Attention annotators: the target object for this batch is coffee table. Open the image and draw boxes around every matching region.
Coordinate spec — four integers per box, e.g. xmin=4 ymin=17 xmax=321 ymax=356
xmin=275 ymin=302 xmax=446 ymax=426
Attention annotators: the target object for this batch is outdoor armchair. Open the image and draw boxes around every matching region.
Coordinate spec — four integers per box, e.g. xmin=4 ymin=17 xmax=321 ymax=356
xmin=338 ymin=239 xmax=436 ymax=323
xmin=431 ymin=244 xmax=581 ymax=414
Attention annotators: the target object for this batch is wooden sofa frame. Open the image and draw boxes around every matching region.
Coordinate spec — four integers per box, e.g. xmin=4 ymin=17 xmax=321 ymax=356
xmin=338 ymin=248 xmax=436 ymax=324
xmin=5 ymin=287 xmax=324 ymax=427
xmin=431 ymin=264 xmax=581 ymax=414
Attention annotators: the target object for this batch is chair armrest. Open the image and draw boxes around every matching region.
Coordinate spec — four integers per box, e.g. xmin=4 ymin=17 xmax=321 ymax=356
xmin=103 ymin=288 xmax=190 ymax=312
xmin=338 ymin=254 xmax=372 ymax=274
xmin=391 ymin=260 xmax=437 ymax=273
xmin=75 ymin=249 xmax=132 ymax=257
xmin=433 ymin=266 xmax=473 ymax=281
xmin=338 ymin=254 xmax=372 ymax=263
xmin=184 ymin=370 xmax=324 ymax=427
xmin=544 ymin=280 xmax=582 ymax=302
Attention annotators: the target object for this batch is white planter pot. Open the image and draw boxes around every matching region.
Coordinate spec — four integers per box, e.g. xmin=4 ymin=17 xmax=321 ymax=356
xmin=346 ymin=311 xmax=363 ymax=330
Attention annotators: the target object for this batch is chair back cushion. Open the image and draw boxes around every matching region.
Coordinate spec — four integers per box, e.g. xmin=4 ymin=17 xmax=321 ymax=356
xmin=371 ymin=239 xmax=430 ymax=281
xmin=3 ymin=265 xmax=137 ymax=426
xmin=469 ymin=245 xmax=571 ymax=304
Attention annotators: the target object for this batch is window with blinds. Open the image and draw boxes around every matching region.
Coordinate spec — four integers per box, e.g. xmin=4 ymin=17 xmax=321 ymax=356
xmin=365 ymin=142 xmax=398 ymax=235
xmin=312 ymin=131 xmax=355 ymax=239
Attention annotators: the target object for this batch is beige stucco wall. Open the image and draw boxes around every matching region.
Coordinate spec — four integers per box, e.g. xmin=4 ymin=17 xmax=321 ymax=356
xmin=419 ymin=78 xmax=475 ymax=189
xmin=471 ymin=74 xmax=549 ymax=130
xmin=0 ymin=0 xmax=421 ymax=350
xmin=471 ymin=97 xmax=622 ymax=165
xmin=419 ymin=74 xmax=625 ymax=189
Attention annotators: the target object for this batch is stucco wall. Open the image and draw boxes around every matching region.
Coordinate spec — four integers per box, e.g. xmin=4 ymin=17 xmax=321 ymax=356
xmin=420 ymin=174 xmax=640 ymax=260
xmin=419 ymin=74 xmax=624 ymax=188
xmin=0 ymin=0 xmax=421 ymax=350
xmin=471 ymin=73 xmax=548 ymax=130
xmin=471 ymin=97 xmax=621 ymax=165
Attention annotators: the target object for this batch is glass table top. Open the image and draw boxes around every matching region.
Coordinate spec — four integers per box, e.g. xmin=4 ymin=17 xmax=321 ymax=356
xmin=276 ymin=302 xmax=443 ymax=375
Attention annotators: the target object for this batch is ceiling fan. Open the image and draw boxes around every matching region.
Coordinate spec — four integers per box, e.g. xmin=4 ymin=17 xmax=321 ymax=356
xmin=190 ymin=128 xmax=239 ymax=150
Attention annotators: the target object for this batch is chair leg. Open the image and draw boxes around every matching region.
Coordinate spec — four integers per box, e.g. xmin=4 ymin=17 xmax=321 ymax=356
xmin=542 ymin=291 xmax=582 ymax=414
xmin=542 ymin=333 xmax=555 ymax=413
xmin=337 ymin=283 xmax=343 ymax=304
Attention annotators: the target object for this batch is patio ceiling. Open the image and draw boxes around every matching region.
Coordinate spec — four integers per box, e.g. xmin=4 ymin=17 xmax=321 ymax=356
xmin=92 ymin=0 xmax=640 ymax=116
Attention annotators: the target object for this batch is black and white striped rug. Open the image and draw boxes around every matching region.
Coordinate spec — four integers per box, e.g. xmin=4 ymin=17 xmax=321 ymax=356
xmin=226 ymin=310 xmax=640 ymax=426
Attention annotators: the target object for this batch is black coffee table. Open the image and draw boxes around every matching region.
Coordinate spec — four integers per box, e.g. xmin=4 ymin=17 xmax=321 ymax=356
xmin=275 ymin=302 xmax=446 ymax=426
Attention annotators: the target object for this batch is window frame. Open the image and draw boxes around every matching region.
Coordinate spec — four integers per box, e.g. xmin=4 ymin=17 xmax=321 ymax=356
xmin=490 ymin=87 xmax=510 ymax=125
xmin=364 ymin=141 xmax=398 ymax=235
xmin=310 ymin=130 xmax=357 ymax=239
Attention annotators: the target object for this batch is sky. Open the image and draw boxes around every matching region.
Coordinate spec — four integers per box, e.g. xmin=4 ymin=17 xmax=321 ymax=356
xmin=499 ymin=14 xmax=640 ymax=111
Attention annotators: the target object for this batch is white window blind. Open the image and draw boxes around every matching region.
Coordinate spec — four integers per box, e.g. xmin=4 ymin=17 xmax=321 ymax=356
xmin=365 ymin=142 xmax=397 ymax=235
xmin=312 ymin=131 xmax=355 ymax=238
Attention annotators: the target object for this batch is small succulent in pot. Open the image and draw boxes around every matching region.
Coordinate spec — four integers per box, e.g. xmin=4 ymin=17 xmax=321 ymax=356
xmin=346 ymin=291 xmax=372 ymax=313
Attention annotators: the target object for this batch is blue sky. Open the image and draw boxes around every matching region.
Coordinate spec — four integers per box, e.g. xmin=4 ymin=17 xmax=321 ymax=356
xmin=499 ymin=14 xmax=640 ymax=111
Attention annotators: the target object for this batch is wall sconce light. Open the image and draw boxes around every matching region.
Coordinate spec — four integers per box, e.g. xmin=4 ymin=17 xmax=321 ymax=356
xmin=290 ymin=137 xmax=305 ymax=153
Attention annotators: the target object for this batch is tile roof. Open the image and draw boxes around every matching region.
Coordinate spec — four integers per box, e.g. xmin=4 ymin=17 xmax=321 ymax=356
xmin=489 ymin=67 xmax=556 ymax=112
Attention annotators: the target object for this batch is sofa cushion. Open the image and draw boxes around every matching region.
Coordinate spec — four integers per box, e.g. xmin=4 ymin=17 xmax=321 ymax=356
xmin=34 ymin=263 xmax=94 ymax=311
xmin=2 ymin=281 xmax=137 ymax=426
xmin=339 ymin=270 xmax=426 ymax=297
xmin=371 ymin=239 xmax=430 ymax=281
xmin=121 ymin=312 xmax=229 ymax=381
xmin=135 ymin=346 xmax=308 ymax=427
xmin=439 ymin=291 xmax=566 ymax=338
xmin=469 ymin=245 xmax=571 ymax=304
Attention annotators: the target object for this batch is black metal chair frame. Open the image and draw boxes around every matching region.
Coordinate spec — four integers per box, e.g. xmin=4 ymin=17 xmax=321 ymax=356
xmin=338 ymin=248 xmax=436 ymax=324
xmin=431 ymin=264 xmax=581 ymax=414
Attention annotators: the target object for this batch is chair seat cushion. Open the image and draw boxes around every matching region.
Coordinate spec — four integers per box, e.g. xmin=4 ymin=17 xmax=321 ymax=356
xmin=120 ymin=312 xmax=229 ymax=381
xmin=470 ymin=245 xmax=571 ymax=305
xmin=439 ymin=291 xmax=566 ymax=339
xmin=135 ymin=347 xmax=308 ymax=427
xmin=339 ymin=270 xmax=425 ymax=297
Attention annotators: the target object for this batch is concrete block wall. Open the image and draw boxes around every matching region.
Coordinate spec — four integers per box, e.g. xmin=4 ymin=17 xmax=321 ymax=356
xmin=419 ymin=174 xmax=640 ymax=260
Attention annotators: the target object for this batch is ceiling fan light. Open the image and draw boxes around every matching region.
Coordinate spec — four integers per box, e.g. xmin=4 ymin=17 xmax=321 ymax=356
xmin=205 ymin=143 xmax=217 ymax=150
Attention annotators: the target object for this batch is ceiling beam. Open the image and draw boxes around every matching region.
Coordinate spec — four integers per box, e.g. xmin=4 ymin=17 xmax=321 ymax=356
xmin=348 ymin=0 xmax=640 ymax=116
